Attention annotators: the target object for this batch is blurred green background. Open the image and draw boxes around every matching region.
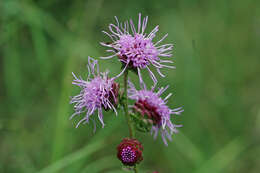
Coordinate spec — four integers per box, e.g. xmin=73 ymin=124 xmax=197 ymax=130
xmin=1 ymin=0 xmax=259 ymax=172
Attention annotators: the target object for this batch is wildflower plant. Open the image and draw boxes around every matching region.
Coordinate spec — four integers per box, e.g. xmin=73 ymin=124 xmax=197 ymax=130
xmin=70 ymin=13 xmax=183 ymax=172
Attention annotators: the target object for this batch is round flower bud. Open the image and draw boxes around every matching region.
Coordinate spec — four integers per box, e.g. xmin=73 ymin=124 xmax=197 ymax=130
xmin=117 ymin=138 xmax=143 ymax=166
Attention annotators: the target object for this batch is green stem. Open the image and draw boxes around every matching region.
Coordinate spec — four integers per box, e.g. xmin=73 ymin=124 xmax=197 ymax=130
xmin=123 ymin=69 xmax=138 ymax=173
xmin=123 ymin=69 xmax=135 ymax=138
xmin=134 ymin=166 xmax=138 ymax=173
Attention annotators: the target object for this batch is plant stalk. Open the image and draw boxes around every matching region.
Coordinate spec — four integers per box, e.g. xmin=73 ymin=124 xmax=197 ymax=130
xmin=134 ymin=166 xmax=138 ymax=173
xmin=123 ymin=69 xmax=135 ymax=138
xmin=123 ymin=69 xmax=138 ymax=173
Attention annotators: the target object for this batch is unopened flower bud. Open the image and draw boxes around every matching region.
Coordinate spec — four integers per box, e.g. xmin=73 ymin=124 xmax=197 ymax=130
xmin=117 ymin=138 xmax=143 ymax=166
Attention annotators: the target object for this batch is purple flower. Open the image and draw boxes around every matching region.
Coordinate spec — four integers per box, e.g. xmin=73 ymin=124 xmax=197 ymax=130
xmin=128 ymin=81 xmax=183 ymax=145
xmin=70 ymin=57 xmax=119 ymax=130
xmin=101 ymin=13 xmax=175 ymax=87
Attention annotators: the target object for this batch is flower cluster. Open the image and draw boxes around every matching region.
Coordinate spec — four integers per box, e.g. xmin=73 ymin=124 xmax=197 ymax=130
xmin=70 ymin=13 xmax=183 ymax=168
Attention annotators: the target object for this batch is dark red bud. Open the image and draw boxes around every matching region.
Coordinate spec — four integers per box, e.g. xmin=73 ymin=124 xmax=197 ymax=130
xmin=117 ymin=138 xmax=143 ymax=166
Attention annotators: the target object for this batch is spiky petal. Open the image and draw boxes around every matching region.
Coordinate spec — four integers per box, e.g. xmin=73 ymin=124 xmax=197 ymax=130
xmin=70 ymin=57 xmax=119 ymax=130
xmin=101 ymin=13 xmax=175 ymax=87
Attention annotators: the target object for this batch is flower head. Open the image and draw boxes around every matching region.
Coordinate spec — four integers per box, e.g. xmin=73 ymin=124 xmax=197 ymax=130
xmin=117 ymin=138 xmax=143 ymax=166
xmin=70 ymin=57 xmax=119 ymax=129
xmin=128 ymin=81 xmax=183 ymax=145
xmin=101 ymin=13 xmax=175 ymax=87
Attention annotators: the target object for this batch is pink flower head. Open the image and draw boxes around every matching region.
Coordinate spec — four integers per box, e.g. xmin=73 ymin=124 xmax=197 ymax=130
xmin=70 ymin=57 xmax=119 ymax=130
xmin=128 ymin=81 xmax=183 ymax=145
xmin=101 ymin=13 xmax=175 ymax=87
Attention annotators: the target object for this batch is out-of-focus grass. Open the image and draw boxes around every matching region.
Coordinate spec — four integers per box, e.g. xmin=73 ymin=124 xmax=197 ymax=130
xmin=0 ymin=0 xmax=259 ymax=172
